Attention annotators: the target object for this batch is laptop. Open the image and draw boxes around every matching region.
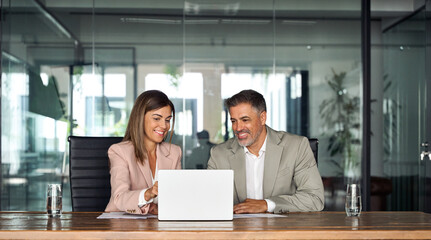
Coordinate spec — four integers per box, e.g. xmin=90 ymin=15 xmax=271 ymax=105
xmin=158 ymin=169 xmax=233 ymax=221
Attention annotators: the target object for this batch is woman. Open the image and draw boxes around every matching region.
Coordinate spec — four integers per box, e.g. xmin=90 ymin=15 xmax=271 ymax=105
xmin=105 ymin=90 xmax=181 ymax=215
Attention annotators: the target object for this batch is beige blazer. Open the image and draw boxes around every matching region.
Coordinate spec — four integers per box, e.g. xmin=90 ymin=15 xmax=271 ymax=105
xmin=208 ymin=126 xmax=324 ymax=213
xmin=105 ymin=141 xmax=182 ymax=214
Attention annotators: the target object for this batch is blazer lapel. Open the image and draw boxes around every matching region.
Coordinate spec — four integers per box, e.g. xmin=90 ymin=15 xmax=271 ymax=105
xmin=137 ymin=143 xmax=171 ymax=188
xmin=137 ymin=156 xmax=153 ymax=188
xmin=263 ymin=127 xmax=283 ymax=199
xmin=228 ymin=140 xmax=247 ymax=203
xmin=157 ymin=143 xmax=172 ymax=169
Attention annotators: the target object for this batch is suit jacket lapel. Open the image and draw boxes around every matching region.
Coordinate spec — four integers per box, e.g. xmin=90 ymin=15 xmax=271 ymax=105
xmin=263 ymin=127 xmax=283 ymax=199
xmin=228 ymin=140 xmax=247 ymax=203
xmin=137 ymin=143 xmax=172 ymax=188
xmin=157 ymin=143 xmax=172 ymax=169
xmin=137 ymin=155 xmax=153 ymax=188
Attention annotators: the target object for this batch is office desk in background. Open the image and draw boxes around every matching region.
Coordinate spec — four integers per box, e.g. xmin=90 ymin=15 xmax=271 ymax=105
xmin=1 ymin=211 xmax=431 ymax=239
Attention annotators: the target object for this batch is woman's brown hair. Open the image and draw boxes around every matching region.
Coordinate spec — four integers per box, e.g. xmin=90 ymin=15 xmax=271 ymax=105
xmin=123 ymin=90 xmax=175 ymax=165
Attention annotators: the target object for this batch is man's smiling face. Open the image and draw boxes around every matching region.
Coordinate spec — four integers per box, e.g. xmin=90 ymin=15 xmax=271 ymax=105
xmin=229 ymin=103 xmax=266 ymax=149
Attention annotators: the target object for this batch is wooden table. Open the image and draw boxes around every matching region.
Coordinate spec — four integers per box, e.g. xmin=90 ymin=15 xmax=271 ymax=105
xmin=1 ymin=211 xmax=431 ymax=239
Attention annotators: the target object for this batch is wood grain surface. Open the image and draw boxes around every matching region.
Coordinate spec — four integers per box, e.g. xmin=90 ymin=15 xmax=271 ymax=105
xmin=1 ymin=211 xmax=431 ymax=239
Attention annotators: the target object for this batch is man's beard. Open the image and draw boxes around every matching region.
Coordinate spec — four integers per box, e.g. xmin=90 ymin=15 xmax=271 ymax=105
xmin=235 ymin=128 xmax=262 ymax=147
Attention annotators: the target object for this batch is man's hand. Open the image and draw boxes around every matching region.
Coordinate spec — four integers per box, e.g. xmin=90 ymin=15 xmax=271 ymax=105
xmin=233 ymin=198 xmax=268 ymax=214
xmin=148 ymin=203 xmax=158 ymax=215
xmin=144 ymin=181 xmax=158 ymax=201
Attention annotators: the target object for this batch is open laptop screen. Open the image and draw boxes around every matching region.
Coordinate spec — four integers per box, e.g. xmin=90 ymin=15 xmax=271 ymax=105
xmin=158 ymin=170 xmax=233 ymax=221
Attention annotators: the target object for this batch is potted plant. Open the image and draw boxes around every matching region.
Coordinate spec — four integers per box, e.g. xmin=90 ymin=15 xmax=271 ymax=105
xmin=319 ymin=68 xmax=361 ymax=181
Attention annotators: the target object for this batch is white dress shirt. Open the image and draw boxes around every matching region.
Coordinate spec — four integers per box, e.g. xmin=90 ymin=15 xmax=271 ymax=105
xmin=138 ymin=160 xmax=158 ymax=207
xmin=243 ymin=137 xmax=276 ymax=212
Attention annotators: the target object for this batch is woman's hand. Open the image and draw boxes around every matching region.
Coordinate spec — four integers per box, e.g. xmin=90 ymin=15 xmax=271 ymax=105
xmin=149 ymin=203 xmax=158 ymax=215
xmin=144 ymin=181 xmax=158 ymax=201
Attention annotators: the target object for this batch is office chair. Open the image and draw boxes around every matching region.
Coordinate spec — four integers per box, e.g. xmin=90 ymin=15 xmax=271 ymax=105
xmin=308 ymin=138 xmax=318 ymax=165
xmin=68 ymin=136 xmax=122 ymax=212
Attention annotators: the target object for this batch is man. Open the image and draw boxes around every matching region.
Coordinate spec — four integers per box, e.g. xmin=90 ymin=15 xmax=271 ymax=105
xmin=208 ymin=90 xmax=324 ymax=214
xmin=186 ymin=130 xmax=215 ymax=169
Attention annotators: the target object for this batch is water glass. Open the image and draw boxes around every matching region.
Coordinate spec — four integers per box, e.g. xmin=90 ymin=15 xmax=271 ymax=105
xmin=46 ymin=184 xmax=62 ymax=218
xmin=345 ymin=184 xmax=361 ymax=217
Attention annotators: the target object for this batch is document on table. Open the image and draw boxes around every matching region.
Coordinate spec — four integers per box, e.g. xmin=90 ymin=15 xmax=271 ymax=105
xmin=97 ymin=212 xmax=157 ymax=219
xmin=98 ymin=212 xmax=286 ymax=219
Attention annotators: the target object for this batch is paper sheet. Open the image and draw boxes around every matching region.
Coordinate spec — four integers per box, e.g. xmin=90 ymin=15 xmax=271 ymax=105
xmin=97 ymin=212 xmax=149 ymax=219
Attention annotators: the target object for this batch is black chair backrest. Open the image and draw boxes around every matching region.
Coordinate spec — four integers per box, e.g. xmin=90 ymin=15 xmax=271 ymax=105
xmin=308 ymin=138 xmax=318 ymax=165
xmin=68 ymin=136 xmax=122 ymax=212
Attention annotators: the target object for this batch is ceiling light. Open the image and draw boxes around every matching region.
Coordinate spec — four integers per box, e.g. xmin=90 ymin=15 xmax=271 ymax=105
xmin=282 ymin=20 xmax=316 ymax=25
xmin=121 ymin=17 xmax=181 ymax=24
xmin=221 ymin=19 xmax=271 ymax=24
xmin=184 ymin=19 xmax=219 ymax=24
xmin=184 ymin=1 xmax=240 ymax=16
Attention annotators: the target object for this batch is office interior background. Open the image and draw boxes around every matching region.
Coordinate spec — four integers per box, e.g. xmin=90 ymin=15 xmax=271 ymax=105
xmin=1 ymin=0 xmax=430 ymax=212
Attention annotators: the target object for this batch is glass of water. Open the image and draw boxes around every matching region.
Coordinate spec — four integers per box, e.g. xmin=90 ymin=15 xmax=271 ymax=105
xmin=46 ymin=184 xmax=62 ymax=218
xmin=345 ymin=183 xmax=361 ymax=217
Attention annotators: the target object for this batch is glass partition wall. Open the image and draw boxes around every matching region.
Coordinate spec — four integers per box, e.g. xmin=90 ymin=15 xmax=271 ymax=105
xmin=382 ymin=12 xmax=426 ymax=210
xmin=1 ymin=0 xmax=363 ymax=211
xmin=371 ymin=6 xmax=428 ymax=211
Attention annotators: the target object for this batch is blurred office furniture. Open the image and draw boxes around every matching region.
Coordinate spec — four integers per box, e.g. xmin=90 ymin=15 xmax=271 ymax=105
xmin=68 ymin=136 xmax=122 ymax=211
xmin=322 ymin=176 xmax=393 ymax=211
xmin=370 ymin=176 xmax=393 ymax=211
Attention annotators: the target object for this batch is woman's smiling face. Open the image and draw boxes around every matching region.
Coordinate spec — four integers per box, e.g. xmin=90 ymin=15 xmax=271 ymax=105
xmin=144 ymin=105 xmax=172 ymax=144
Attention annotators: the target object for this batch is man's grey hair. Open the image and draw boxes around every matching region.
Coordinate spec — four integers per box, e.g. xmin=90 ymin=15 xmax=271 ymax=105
xmin=224 ymin=89 xmax=266 ymax=113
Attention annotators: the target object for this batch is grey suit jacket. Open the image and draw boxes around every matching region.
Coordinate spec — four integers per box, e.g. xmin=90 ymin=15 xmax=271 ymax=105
xmin=207 ymin=126 xmax=324 ymax=213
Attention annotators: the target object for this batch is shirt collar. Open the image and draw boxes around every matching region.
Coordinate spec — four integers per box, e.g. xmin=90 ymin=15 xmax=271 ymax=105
xmin=243 ymin=135 xmax=267 ymax=157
